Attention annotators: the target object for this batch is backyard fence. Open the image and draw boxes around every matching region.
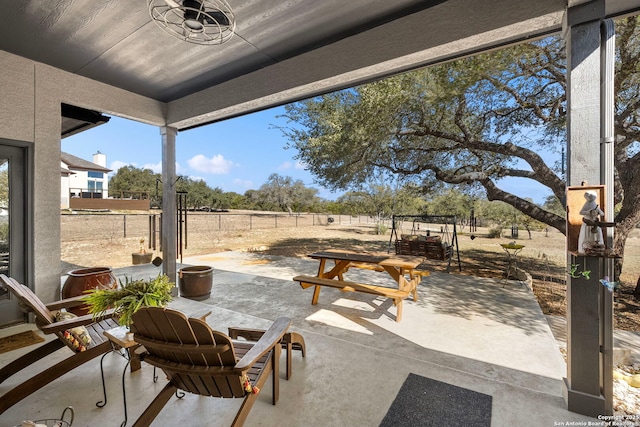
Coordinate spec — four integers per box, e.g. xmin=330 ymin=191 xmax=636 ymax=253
xmin=61 ymin=212 xmax=379 ymax=248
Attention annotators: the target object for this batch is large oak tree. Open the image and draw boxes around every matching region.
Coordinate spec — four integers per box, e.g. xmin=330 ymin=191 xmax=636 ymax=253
xmin=281 ymin=17 xmax=640 ymax=279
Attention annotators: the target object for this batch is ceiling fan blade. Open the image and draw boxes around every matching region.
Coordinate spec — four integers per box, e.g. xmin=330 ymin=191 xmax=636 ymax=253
xmin=204 ymin=11 xmax=230 ymax=26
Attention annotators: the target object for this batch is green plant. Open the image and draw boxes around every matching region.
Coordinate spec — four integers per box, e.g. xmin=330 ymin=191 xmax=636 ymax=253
xmin=0 ymin=222 xmax=8 ymax=241
xmin=375 ymin=223 xmax=388 ymax=235
xmin=82 ymin=274 xmax=173 ymax=326
xmin=568 ymin=264 xmax=591 ymax=280
xmin=487 ymin=227 xmax=502 ymax=238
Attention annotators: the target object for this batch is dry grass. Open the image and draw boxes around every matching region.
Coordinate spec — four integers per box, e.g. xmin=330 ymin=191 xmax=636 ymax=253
xmin=60 ymin=212 xmax=640 ymax=331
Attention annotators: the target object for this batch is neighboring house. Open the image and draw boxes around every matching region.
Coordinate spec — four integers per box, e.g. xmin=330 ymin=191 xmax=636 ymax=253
xmin=60 ymin=151 xmax=111 ymax=209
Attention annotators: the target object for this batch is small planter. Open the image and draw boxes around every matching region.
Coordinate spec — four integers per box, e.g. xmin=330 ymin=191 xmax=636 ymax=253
xmin=132 ymin=252 xmax=153 ymax=265
xmin=178 ymin=266 xmax=214 ymax=301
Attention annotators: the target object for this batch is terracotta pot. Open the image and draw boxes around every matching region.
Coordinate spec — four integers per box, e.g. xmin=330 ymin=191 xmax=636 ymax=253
xmin=178 ymin=266 xmax=213 ymax=301
xmin=62 ymin=267 xmax=117 ymax=315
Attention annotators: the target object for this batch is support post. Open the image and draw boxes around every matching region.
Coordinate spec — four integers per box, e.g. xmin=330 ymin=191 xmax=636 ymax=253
xmin=562 ymin=3 xmax=614 ymax=417
xmin=160 ymin=126 xmax=178 ymax=295
xmin=600 ymin=18 xmax=616 ymax=417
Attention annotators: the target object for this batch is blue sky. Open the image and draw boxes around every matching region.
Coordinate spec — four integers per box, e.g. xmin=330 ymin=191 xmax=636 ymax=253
xmin=62 ymin=106 xmax=343 ymax=200
xmin=62 ymin=106 xmax=556 ymax=204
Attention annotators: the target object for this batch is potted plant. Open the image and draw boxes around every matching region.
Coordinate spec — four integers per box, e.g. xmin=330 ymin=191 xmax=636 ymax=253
xmin=132 ymin=237 xmax=153 ymax=265
xmin=81 ymin=273 xmax=173 ymax=327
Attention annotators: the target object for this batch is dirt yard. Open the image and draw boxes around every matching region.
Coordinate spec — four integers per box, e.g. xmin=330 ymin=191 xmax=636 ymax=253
xmin=61 ymin=212 xmax=640 ymax=332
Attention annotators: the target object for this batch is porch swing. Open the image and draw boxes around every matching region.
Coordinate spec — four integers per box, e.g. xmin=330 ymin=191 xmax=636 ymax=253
xmin=388 ymin=214 xmax=461 ymax=272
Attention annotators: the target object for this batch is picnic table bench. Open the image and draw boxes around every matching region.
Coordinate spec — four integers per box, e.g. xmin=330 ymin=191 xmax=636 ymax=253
xmin=293 ymin=250 xmax=426 ymax=322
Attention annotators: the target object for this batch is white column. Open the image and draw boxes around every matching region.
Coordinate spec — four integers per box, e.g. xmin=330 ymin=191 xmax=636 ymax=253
xmin=161 ymin=126 xmax=178 ymax=294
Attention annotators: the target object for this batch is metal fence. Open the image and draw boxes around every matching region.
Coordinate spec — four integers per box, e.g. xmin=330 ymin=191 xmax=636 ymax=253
xmin=61 ymin=212 xmax=377 ymax=244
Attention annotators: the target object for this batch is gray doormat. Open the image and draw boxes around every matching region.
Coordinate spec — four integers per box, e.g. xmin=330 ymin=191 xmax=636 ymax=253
xmin=380 ymin=373 xmax=492 ymax=427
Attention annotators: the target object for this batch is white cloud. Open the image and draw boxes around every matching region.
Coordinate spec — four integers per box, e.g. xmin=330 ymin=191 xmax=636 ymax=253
xmin=233 ymin=178 xmax=253 ymax=189
xmin=278 ymin=160 xmax=305 ymax=171
xmin=143 ymin=162 xmax=162 ymax=173
xmin=188 ymin=154 xmax=234 ymax=174
xmin=278 ymin=161 xmax=292 ymax=171
xmin=140 ymin=162 xmax=185 ymax=174
xmin=109 ymin=160 xmax=133 ymax=174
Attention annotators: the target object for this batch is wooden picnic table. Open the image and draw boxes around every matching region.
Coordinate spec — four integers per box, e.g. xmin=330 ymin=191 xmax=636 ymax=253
xmin=293 ymin=250 xmax=427 ymax=322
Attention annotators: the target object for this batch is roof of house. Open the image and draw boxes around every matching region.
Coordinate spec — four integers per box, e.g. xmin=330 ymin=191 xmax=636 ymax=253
xmin=61 ymin=152 xmax=111 ymax=173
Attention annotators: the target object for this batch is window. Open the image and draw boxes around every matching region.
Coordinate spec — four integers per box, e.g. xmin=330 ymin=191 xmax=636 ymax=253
xmin=88 ymin=171 xmax=103 ymax=179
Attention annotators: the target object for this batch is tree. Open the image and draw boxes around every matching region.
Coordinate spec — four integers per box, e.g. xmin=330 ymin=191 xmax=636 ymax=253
xmin=0 ymin=166 xmax=7 ymax=246
xmin=542 ymin=194 xmax=565 ymax=217
xmin=243 ymin=189 xmax=261 ymax=210
xmin=337 ymin=181 xmax=427 ymax=217
xmin=338 ymin=184 xmax=392 ymax=217
xmin=480 ymin=200 xmax=518 ymax=234
xmin=280 ymin=17 xmax=640 ymax=279
xmin=175 ymin=178 xmax=215 ymax=209
xmin=252 ymin=174 xmax=320 ymax=214
xmin=427 ymin=188 xmax=475 ymax=221
xmin=0 ymin=166 xmax=7 ymax=208
xmin=337 ymin=183 xmax=395 ymax=234
xmin=109 ymin=166 xmax=160 ymax=199
xmin=212 ymin=189 xmax=246 ymax=210
xmin=220 ymin=191 xmax=246 ymax=209
xmin=391 ymin=182 xmax=429 ymax=216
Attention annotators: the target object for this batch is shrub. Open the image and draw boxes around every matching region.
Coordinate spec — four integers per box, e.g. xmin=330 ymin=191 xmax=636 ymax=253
xmin=487 ymin=227 xmax=502 ymax=238
xmin=0 ymin=222 xmax=8 ymax=241
xmin=375 ymin=223 xmax=388 ymax=235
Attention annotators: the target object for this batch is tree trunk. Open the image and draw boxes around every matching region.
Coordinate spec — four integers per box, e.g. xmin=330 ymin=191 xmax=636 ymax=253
xmin=612 ymin=220 xmax=635 ymax=281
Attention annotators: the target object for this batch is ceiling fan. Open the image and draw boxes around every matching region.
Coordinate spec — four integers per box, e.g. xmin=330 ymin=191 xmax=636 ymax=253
xmin=148 ymin=0 xmax=236 ymax=45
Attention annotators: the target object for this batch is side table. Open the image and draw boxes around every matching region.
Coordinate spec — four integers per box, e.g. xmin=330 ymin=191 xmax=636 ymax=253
xmin=500 ymin=243 xmax=525 ymax=283
xmin=99 ymin=326 xmax=139 ymax=427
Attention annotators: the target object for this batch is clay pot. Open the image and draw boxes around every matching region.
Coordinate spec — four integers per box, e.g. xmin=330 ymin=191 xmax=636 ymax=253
xmin=62 ymin=267 xmax=117 ymax=315
xmin=178 ymin=266 xmax=213 ymax=301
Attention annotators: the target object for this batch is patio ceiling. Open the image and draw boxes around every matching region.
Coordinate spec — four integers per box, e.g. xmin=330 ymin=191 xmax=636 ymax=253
xmin=0 ymin=0 xmax=637 ymax=129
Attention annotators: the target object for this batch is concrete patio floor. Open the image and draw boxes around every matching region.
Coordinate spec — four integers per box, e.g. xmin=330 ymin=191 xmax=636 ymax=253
xmin=0 ymin=251 xmax=612 ymax=426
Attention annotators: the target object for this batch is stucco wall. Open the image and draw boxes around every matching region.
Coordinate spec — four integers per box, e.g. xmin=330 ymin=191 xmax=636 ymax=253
xmin=0 ymin=50 xmax=166 ymax=303
xmin=68 ymin=170 xmax=89 ymax=195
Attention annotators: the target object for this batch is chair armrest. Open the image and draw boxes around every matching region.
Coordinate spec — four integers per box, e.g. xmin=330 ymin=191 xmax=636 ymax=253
xmin=45 ymin=295 xmax=90 ymax=311
xmin=188 ymin=308 xmax=211 ymax=321
xmin=228 ymin=327 xmax=266 ymax=342
xmin=39 ymin=309 xmax=116 ymax=334
xmin=133 ymin=345 xmax=148 ymax=358
xmin=235 ymin=317 xmax=290 ymax=371
xmin=144 ymin=355 xmax=245 ymax=376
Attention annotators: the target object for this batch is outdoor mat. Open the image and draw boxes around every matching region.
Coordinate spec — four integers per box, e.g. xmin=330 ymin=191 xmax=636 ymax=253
xmin=0 ymin=330 xmax=45 ymax=354
xmin=380 ymin=373 xmax=492 ymax=427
